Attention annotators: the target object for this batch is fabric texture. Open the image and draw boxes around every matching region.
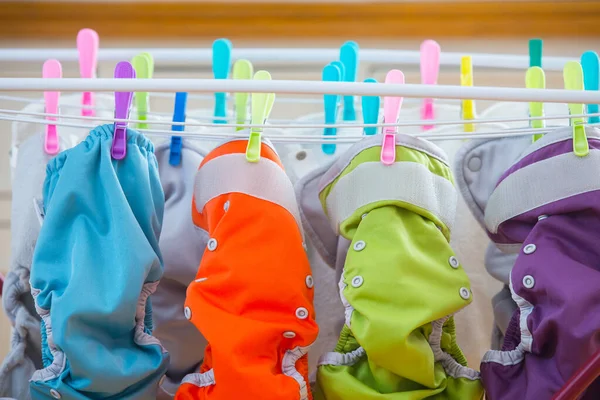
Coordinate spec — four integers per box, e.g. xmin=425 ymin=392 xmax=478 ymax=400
xmin=28 ymin=124 xmax=169 ymax=399
xmin=314 ymin=134 xmax=483 ymax=399
xmin=453 ymin=133 xmax=530 ymax=348
xmin=480 ymin=126 xmax=600 ymax=399
xmin=0 ymin=133 xmax=64 ymax=400
xmin=153 ymin=141 xmax=210 ymax=399
xmin=177 ymin=138 xmax=319 ymax=400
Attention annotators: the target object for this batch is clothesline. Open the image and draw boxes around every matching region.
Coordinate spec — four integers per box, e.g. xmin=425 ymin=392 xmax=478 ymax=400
xmin=3 ymin=107 xmax=597 ymax=130
xmin=2 ymin=113 xmax=592 ymax=144
xmin=2 ymin=79 xmax=600 ymax=104
xmin=0 ymin=48 xmax=575 ymax=71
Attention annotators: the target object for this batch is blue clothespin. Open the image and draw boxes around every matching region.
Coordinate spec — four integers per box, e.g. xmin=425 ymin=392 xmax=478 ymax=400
xmin=340 ymin=41 xmax=359 ymax=121
xmin=362 ymin=78 xmax=379 ymax=135
xmin=213 ymin=38 xmax=232 ymax=124
xmin=169 ymin=92 xmax=187 ymax=166
xmin=582 ymin=51 xmax=600 ymax=124
xmin=322 ymin=63 xmax=342 ymax=155
xmin=529 ymin=39 xmax=543 ymax=68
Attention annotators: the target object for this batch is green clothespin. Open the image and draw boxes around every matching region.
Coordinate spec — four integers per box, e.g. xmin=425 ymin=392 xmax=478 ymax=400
xmin=131 ymin=52 xmax=154 ymax=129
xmin=563 ymin=61 xmax=588 ymax=157
xmin=233 ymin=60 xmax=253 ymax=131
xmin=529 ymin=39 xmax=543 ymax=68
xmin=246 ymin=71 xmax=275 ymax=162
xmin=525 ymin=67 xmax=546 ymax=142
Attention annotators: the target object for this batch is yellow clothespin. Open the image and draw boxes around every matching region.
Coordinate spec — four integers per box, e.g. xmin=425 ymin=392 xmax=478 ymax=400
xmin=460 ymin=56 xmax=475 ymax=133
xmin=131 ymin=52 xmax=154 ymax=129
xmin=563 ymin=61 xmax=589 ymax=157
xmin=233 ymin=60 xmax=253 ymax=131
xmin=245 ymin=71 xmax=275 ymax=162
xmin=525 ymin=67 xmax=545 ymax=142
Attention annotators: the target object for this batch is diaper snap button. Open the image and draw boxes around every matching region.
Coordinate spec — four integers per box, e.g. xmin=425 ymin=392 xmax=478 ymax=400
xmin=223 ymin=201 xmax=230 ymax=212
xmin=50 ymin=389 xmax=61 ymax=399
xmin=448 ymin=256 xmax=460 ymax=269
xmin=353 ymin=240 xmax=366 ymax=251
xmin=523 ymin=244 xmax=536 ymax=254
xmin=305 ymin=275 xmax=314 ymax=288
xmin=522 ymin=275 xmax=535 ymax=289
xmin=538 ymin=215 xmax=548 ymax=221
xmin=361 ymin=213 xmax=368 ymax=219
xmin=207 ymin=238 xmax=218 ymax=251
xmin=184 ymin=306 xmax=192 ymax=320
xmin=295 ymin=307 xmax=309 ymax=319
xmin=459 ymin=287 xmax=471 ymax=300
xmin=351 ymin=276 xmax=364 ymax=288
xmin=283 ymin=331 xmax=297 ymax=338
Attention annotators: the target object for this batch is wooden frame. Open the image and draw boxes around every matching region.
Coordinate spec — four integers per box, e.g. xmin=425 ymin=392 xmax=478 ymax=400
xmin=1 ymin=1 xmax=599 ymax=39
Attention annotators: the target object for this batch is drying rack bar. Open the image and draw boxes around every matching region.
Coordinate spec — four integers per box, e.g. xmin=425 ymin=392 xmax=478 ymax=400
xmin=1 ymin=78 xmax=599 ymax=104
xmin=0 ymin=48 xmax=574 ymax=72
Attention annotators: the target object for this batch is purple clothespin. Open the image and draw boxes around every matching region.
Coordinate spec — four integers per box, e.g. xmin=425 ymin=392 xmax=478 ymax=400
xmin=112 ymin=61 xmax=135 ymax=160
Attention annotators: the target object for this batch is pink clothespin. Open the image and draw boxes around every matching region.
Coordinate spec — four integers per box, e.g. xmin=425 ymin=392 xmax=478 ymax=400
xmin=42 ymin=59 xmax=62 ymax=155
xmin=420 ymin=40 xmax=440 ymax=131
xmin=77 ymin=29 xmax=99 ymax=117
xmin=380 ymin=69 xmax=404 ymax=165
xmin=112 ymin=61 xmax=135 ymax=160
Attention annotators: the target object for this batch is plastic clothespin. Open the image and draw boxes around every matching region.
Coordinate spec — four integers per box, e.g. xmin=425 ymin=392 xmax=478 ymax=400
xmin=362 ymin=78 xmax=380 ymax=136
xmin=245 ymin=71 xmax=275 ymax=162
xmin=420 ymin=40 xmax=440 ymax=131
xmin=529 ymin=38 xmax=543 ymax=68
xmin=564 ymin=61 xmax=588 ymax=157
xmin=233 ymin=59 xmax=253 ymax=131
xmin=169 ymin=91 xmax=187 ymax=166
xmin=581 ymin=51 xmax=599 ymax=124
xmin=77 ymin=29 xmax=99 ymax=117
xmin=339 ymin=41 xmax=359 ymax=121
xmin=131 ymin=52 xmax=154 ymax=129
xmin=525 ymin=67 xmax=546 ymax=142
xmin=322 ymin=63 xmax=342 ymax=155
xmin=380 ymin=69 xmax=404 ymax=166
xmin=42 ymin=59 xmax=62 ymax=155
xmin=213 ymin=38 xmax=232 ymax=124
xmin=112 ymin=61 xmax=136 ymax=160
xmin=460 ymin=56 xmax=475 ymax=133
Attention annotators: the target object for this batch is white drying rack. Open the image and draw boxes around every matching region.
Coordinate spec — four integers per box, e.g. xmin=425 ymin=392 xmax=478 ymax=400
xmin=0 ymin=48 xmax=575 ymax=71
xmin=1 ymin=79 xmax=599 ymax=104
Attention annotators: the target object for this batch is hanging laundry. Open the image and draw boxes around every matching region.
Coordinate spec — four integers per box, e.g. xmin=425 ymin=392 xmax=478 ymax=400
xmin=0 ymin=132 xmax=73 ymax=400
xmin=454 ymin=134 xmax=531 ymax=350
xmin=28 ymin=124 xmax=169 ymax=399
xmin=478 ymin=126 xmax=600 ymax=399
xmin=176 ymin=137 xmax=319 ymax=400
xmin=153 ymin=140 xmax=210 ymax=399
xmin=302 ymin=134 xmax=483 ymax=399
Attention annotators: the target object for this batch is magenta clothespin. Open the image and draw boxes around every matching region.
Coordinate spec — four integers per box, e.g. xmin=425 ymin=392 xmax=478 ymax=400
xmin=380 ymin=69 xmax=404 ymax=165
xmin=77 ymin=29 xmax=99 ymax=117
xmin=420 ymin=40 xmax=440 ymax=131
xmin=42 ymin=59 xmax=62 ymax=155
xmin=112 ymin=61 xmax=135 ymax=160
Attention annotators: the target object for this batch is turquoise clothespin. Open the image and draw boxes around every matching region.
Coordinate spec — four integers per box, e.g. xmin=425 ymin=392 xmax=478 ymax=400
xmin=322 ymin=63 xmax=342 ymax=155
xmin=212 ymin=38 xmax=232 ymax=124
xmin=340 ymin=41 xmax=359 ymax=121
xmin=529 ymin=39 xmax=543 ymax=68
xmin=362 ymin=78 xmax=379 ymax=135
xmin=581 ymin=51 xmax=599 ymax=124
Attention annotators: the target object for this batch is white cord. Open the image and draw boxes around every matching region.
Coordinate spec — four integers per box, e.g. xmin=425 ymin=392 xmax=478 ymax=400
xmin=1 ymin=107 xmax=596 ymax=130
xmin=1 ymin=113 xmax=591 ymax=144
